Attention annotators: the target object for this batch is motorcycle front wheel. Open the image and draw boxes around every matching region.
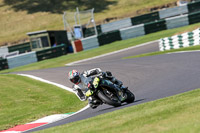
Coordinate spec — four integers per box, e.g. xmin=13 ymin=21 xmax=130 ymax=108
xmin=125 ymin=89 xmax=135 ymax=103
xmin=97 ymin=89 xmax=121 ymax=107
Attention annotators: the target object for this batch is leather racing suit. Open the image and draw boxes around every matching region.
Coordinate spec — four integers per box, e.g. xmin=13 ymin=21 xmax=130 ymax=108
xmin=72 ymin=68 xmax=124 ymax=109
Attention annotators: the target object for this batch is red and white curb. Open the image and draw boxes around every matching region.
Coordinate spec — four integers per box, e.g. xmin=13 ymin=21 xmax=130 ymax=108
xmin=0 ymin=74 xmax=90 ymax=133
xmin=0 ymin=112 xmax=76 ymax=132
xmin=0 ymin=113 xmax=68 ymax=133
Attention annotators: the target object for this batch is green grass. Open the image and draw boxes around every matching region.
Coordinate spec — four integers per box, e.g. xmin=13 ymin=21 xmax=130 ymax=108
xmin=0 ymin=74 xmax=87 ymax=131
xmin=123 ymin=45 xmax=200 ymax=59
xmin=1 ymin=22 xmax=200 ymax=74
xmin=0 ymin=0 xmax=183 ymax=46
xmin=37 ymin=88 xmax=200 ymax=133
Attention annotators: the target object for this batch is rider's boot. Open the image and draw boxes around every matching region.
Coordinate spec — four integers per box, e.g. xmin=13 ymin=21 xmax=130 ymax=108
xmin=88 ymin=97 xmax=102 ymax=109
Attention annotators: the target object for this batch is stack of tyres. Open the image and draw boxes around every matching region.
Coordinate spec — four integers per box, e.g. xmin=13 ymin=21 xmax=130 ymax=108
xmin=188 ymin=1 xmax=200 ymax=13
xmin=8 ymin=42 xmax=31 ymax=54
xmin=144 ymin=19 xmax=167 ymax=34
xmin=0 ymin=59 xmax=8 ymax=71
xmin=97 ymin=30 xmax=122 ymax=46
xmin=131 ymin=12 xmax=160 ymax=26
xmin=188 ymin=11 xmax=200 ymax=24
xmin=36 ymin=44 xmax=67 ymax=61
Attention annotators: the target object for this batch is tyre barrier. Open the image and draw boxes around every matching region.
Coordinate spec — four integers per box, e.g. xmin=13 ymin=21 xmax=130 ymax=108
xmin=7 ymin=51 xmax=37 ymax=69
xmin=0 ymin=44 xmax=67 ymax=71
xmin=159 ymin=28 xmax=200 ymax=51
xmin=119 ymin=24 xmax=145 ymax=40
xmin=101 ymin=18 xmax=132 ymax=33
xmin=166 ymin=14 xmax=189 ymax=29
xmin=81 ymin=35 xmax=99 ymax=50
xmin=2 ymin=1 xmax=200 ymax=71
xmin=159 ymin=4 xmax=188 ymax=19
xmin=0 ymin=46 xmax=8 ymax=58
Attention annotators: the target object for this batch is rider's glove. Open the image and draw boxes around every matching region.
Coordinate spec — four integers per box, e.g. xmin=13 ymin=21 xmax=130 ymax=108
xmin=101 ymin=72 xmax=107 ymax=78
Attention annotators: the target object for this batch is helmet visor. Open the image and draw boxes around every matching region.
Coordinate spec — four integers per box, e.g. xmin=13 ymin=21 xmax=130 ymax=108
xmin=70 ymin=76 xmax=80 ymax=84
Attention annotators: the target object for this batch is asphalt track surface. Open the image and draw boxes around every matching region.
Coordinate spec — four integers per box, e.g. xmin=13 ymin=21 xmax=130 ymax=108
xmin=14 ymin=40 xmax=200 ymax=132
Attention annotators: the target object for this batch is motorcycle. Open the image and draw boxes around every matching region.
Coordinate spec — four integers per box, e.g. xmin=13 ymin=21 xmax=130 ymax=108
xmin=86 ymin=75 xmax=135 ymax=108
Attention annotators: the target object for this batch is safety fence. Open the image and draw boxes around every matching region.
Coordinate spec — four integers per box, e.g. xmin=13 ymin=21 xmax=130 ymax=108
xmin=82 ymin=0 xmax=200 ymax=37
xmin=36 ymin=44 xmax=67 ymax=61
xmin=1 ymin=0 xmax=200 ymax=71
xmin=81 ymin=35 xmax=99 ymax=50
xmin=0 ymin=46 xmax=8 ymax=58
xmin=159 ymin=4 xmax=188 ymax=19
xmin=0 ymin=44 xmax=67 ymax=70
xmin=119 ymin=24 xmax=145 ymax=40
xmin=0 ymin=59 xmax=8 ymax=71
xmin=101 ymin=18 xmax=132 ymax=33
xmin=72 ymin=1 xmax=200 ymax=53
xmin=165 ymin=14 xmax=189 ymax=29
xmin=7 ymin=51 xmax=38 ymax=69
xmin=159 ymin=28 xmax=200 ymax=51
xmin=98 ymin=30 xmax=122 ymax=46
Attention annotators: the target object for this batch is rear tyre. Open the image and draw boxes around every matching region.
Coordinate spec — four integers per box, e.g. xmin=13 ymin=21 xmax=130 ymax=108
xmin=125 ymin=90 xmax=135 ymax=103
xmin=97 ymin=90 xmax=121 ymax=107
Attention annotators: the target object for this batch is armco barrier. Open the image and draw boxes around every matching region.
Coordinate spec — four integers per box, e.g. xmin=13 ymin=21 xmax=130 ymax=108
xmin=159 ymin=5 xmax=188 ymax=19
xmin=188 ymin=11 xmax=200 ymax=24
xmin=144 ymin=20 xmax=167 ymax=34
xmin=0 ymin=59 xmax=8 ymax=71
xmin=98 ymin=30 xmax=122 ymax=46
xmin=36 ymin=44 xmax=67 ymax=61
xmin=101 ymin=18 xmax=132 ymax=33
xmin=72 ymin=40 xmax=83 ymax=53
xmin=188 ymin=0 xmax=200 ymax=13
xmin=166 ymin=14 xmax=189 ymax=29
xmin=159 ymin=28 xmax=200 ymax=51
xmin=8 ymin=42 xmax=31 ymax=54
xmin=7 ymin=51 xmax=37 ymax=69
xmin=120 ymin=24 xmax=145 ymax=40
xmin=81 ymin=35 xmax=99 ymax=50
xmin=131 ymin=12 xmax=160 ymax=26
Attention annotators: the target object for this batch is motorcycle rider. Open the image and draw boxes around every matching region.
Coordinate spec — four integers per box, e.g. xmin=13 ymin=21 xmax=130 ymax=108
xmin=68 ymin=68 xmax=127 ymax=109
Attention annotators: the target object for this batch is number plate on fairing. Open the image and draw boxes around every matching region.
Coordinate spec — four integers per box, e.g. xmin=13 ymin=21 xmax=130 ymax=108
xmin=93 ymin=77 xmax=100 ymax=88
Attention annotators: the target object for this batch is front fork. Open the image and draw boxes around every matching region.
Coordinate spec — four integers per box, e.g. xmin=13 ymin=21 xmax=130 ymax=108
xmin=102 ymin=80 xmax=125 ymax=101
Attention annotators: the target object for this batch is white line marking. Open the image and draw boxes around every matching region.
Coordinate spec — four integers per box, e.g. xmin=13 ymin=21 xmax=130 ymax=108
xmin=18 ymin=74 xmax=74 ymax=93
xmin=167 ymin=50 xmax=200 ymax=54
xmin=66 ymin=40 xmax=159 ymax=66
xmin=17 ymin=74 xmax=90 ymax=133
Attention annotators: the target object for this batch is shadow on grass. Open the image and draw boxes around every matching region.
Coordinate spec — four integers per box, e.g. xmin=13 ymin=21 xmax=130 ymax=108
xmin=3 ymin=0 xmax=117 ymax=14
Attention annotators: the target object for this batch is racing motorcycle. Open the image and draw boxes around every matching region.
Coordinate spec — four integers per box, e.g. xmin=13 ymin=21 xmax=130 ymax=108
xmin=86 ymin=75 xmax=135 ymax=108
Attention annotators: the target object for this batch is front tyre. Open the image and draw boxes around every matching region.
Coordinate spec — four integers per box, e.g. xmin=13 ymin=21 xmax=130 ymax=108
xmin=97 ymin=90 xmax=121 ymax=107
xmin=125 ymin=90 xmax=135 ymax=103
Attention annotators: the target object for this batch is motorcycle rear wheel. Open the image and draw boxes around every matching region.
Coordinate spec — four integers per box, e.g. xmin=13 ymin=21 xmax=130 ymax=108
xmin=97 ymin=89 xmax=121 ymax=107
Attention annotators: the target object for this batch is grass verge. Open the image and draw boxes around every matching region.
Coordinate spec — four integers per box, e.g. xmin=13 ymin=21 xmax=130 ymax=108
xmin=37 ymin=88 xmax=200 ymax=133
xmin=0 ymin=0 xmax=179 ymax=45
xmin=1 ymin=22 xmax=200 ymax=73
xmin=123 ymin=45 xmax=200 ymax=59
xmin=0 ymin=74 xmax=87 ymax=131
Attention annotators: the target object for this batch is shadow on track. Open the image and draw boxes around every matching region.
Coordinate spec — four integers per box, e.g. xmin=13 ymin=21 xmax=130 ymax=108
xmin=97 ymin=98 xmax=146 ymax=112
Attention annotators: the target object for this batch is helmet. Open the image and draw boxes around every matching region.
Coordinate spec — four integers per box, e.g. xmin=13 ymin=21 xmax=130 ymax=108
xmin=68 ymin=70 xmax=81 ymax=84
